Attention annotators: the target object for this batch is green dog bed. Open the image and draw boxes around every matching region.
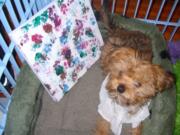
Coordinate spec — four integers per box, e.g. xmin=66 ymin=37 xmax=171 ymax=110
xmin=4 ymin=13 xmax=176 ymax=135
xmin=4 ymin=64 xmax=44 ymax=135
xmin=98 ymin=14 xmax=176 ymax=135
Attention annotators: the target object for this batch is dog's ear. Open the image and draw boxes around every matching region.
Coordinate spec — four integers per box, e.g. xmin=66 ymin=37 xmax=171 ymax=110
xmin=153 ymin=66 xmax=174 ymax=91
xmin=164 ymin=71 xmax=175 ymax=88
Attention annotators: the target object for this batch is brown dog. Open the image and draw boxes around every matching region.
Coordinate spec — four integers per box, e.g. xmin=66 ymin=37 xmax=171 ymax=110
xmin=95 ymin=9 xmax=174 ymax=135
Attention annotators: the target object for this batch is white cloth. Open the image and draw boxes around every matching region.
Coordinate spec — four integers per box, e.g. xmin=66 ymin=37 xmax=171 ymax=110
xmin=98 ymin=76 xmax=150 ymax=135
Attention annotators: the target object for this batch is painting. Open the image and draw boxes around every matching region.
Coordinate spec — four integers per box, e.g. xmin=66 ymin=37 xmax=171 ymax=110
xmin=10 ymin=0 xmax=103 ymax=101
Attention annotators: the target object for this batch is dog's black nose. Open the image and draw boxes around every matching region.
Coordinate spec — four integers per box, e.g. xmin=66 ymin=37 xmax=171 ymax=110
xmin=117 ymin=84 xmax=125 ymax=93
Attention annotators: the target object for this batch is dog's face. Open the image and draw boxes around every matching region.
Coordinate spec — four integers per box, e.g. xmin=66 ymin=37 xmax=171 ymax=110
xmin=106 ymin=63 xmax=174 ymax=107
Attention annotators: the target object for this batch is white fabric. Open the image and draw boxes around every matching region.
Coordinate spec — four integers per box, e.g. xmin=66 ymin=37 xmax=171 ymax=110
xmin=98 ymin=76 xmax=150 ymax=135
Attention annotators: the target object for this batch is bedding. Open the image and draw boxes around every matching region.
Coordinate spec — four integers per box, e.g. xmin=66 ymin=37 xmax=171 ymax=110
xmin=4 ymin=64 xmax=43 ymax=135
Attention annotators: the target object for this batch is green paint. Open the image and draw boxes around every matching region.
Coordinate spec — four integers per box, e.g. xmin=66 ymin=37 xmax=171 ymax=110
xmin=33 ymin=44 xmax=41 ymax=49
xmin=41 ymin=10 xmax=48 ymax=18
xmin=33 ymin=16 xmax=41 ymax=27
xmin=55 ymin=65 xmax=64 ymax=75
xmin=57 ymin=0 xmax=64 ymax=6
xmin=41 ymin=10 xmax=49 ymax=23
xmin=32 ymin=10 xmax=49 ymax=27
xmin=85 ymin=29 xmax=94 ymax=37
xmin=35 ymin=52 xmax=42 ymax=61
xmin=21 ymin=10 xmax=48 ymax=31
xmin=92 ymin=47 xmax=96 ymax=52
xmin=22 ymin=24 xmax=32 ymax=32
xmin=80 ymin=51 xmax=87 ymax=58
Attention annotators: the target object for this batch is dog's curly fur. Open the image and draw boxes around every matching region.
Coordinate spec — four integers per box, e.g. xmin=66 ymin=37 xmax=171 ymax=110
xmin=95 ymin=8 xmax=174 ymax=135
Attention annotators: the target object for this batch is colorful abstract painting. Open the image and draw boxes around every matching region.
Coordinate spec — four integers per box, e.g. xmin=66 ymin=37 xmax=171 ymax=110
xmin=10 ymin=0 xmax=103 ymax=101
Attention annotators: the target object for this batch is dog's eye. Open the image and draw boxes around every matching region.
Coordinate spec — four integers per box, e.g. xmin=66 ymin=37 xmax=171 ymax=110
xmin=134 ymin=82 xmax=141 ymax=88
xmin=117 ymin=84 xmax=125 ymax=93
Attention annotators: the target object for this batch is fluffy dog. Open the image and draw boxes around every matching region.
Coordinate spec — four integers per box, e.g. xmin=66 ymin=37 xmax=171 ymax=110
xmin=95 ymin=9 xmax=174 ymax=135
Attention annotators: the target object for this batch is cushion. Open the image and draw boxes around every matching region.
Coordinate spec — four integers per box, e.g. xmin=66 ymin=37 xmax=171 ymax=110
xmin=4 ymin=64 xmax=43 ymax=135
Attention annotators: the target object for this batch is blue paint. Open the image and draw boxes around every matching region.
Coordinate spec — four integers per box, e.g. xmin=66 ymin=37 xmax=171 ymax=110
xmin=63 ymin=84 xmax=69 ymax=93
xmin=60 ymin=35 xmax=68 ymax=44
xmin=43 ymin=44 xmax=52 ymax=54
